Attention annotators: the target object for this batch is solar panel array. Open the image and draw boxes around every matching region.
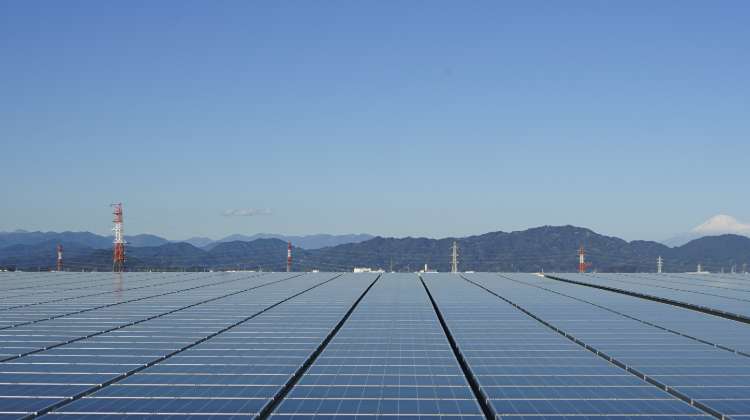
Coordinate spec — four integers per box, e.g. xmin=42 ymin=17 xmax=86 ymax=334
xmin=551 ymin=272 xmax=750 ymax=321
xmin=271 ymin=273 xmax=484 ymax=419
xmin=0 ymin=271 xmax=749 ymax=419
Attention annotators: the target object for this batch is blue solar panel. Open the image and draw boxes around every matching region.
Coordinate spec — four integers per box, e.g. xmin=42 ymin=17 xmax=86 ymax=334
xmin=553 ymin=272 xmax=750 ymax=320
xmin=422 ymin=273 xmax=714 ymax=419
xmin=466 ymin=272 xmax=750 ymax=418
xmin=270 ymin=273 xmax=484 ymax=418
xmin=40 ymin=273 xmax=376 ymax=418
xmin=2 ymin=271 xmax=748 ymax=419
xmin=507 ymin=273 xmax=750 ymax=357
xmin=0 ymin=273 xmax=356 ymax=417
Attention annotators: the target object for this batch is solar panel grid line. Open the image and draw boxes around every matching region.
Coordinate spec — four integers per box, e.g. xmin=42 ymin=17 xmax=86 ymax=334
xmin=0 ymin=271 xmax=198 ymax=291
xmin=459 ymin=274 xmax=725 ymax=420
xmin=0 ymin=272 xmax=271 ymax=331
xmin=0 ymin=273 xmax=302 ymax=364
xmin=0 ymin=278 xmax=135 ymax=301
xmin=0 ymin=273 xmax=199 ymax=298
xmin=5 ymin=273 xmax=214 ymax=297
xmin=0 ymin=273 xmax=219 ymax=312
xmin=503 ymin=275 xmax=750 ymax=360
xmin=418 ymin=274 xmax=495 ymax=420
xmin=545 ymin=274 xmax=750 ymax=326
xmin=614 ymin=273 xmax=750 ymax=292
xmin=0 ymin=273 xmax=258 ymax=315
xmin=602 ymin=276 xmax=750 ymax=304
xmin=256 ymin=273 xmax=381 ymax=419
xmin=0 ymin=275 xmax=265 ymax=332
xmin=580 ymin=273 xmax=750 ymax=308
xmin=18 ymin=273 xmax=342 ymax=419
xmin=0 ymin=274 xmax=117 ymax=294
xmin=625 ymin=273 xmax=750 ymax=294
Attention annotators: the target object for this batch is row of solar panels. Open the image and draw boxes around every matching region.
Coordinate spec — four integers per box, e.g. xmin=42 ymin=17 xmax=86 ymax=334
xmin=462 ymin=273 xmax=750 ymax=419
xmin=552 ymin=272 xmax=750 ymax=322
xmin=0 ymin=271 xmax=749 ymax=418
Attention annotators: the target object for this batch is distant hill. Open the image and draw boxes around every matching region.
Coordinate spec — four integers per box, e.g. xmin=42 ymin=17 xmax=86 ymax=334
xmin=0 ymin=231 xmax=169 ymax=249
xmin=0 ymin=239 xmax=97 ymax=271
xmin=208 ymin=233 xmax=375 ymax=250
xmin=208 ymin=239 xmax=300 ymax=271
xmin=0 ymin=231 xmax=111 ymax=249
xmin=126 ymin=234 xmax=171 ymax=247
xmin=182 ymin=237 xmax=214 ymax=248
xmin=0 ymin=230 xmax=372 ymax=251
xmin=2 ymin=226 xmax=748 ymax=272
xmin=301 ymin=226 xmax=676 ymax=273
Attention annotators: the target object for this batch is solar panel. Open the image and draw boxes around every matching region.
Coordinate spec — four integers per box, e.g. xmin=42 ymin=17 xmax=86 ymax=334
xmin=0 ymin=272 xmax=278 ymax=359
xmin=36 ymin=273 xmax=377 ymax=418
xmin=422 ymin=273 xmax=713 ymax=419
xmin=552 ymin=272 xmax=750 ymax=320
xmin=0 ymin=273 xmax=354 ymax=417
xmin=270 ymin=273 xmax=485 ymax=418
xmin=1 ymin=271 xmax=748 ymax=419
xmin=508 ymin=273 xmax=750 ymax=356
xmin=466 ymin=272 xmax=750 ymax=418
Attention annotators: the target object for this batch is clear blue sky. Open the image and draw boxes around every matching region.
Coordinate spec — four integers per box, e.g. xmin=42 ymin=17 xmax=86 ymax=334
xmin=1 ymin=1 xmax=748 ymax=241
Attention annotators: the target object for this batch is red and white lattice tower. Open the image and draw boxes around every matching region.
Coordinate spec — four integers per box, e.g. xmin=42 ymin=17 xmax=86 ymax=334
xmin=578 ymin=245 xmax=591 ymax=273
xmin=56 ymin=244 xmax=63 ymax=272
xmin=112 ymin=203 xmax=126 ymax=272
xmin=287 ymin=242 xmax=292 ymax=273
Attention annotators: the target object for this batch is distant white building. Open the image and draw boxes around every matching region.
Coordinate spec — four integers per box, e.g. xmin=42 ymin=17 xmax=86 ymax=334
xmin=353 ymin=267 xmax=384 ymax=273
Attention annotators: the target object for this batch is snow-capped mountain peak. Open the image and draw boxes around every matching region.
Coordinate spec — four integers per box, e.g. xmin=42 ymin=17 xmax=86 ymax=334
xmin=692 ymin=214 xmax=750 ymax=235
xmin=663 ymin=214 xmax=750 ymax=246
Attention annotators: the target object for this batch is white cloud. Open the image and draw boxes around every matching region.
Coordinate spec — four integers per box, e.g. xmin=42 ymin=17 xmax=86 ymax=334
xmin=691 ymin=214 xmax=750 ymax=235
xmin=223 ymin=208 xmax=272 ymax=217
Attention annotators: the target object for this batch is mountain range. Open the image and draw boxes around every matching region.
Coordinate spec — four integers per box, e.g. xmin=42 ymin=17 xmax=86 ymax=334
xmin=0 ymin=231 xmax=373 ymax=251
xmin=1 ymin=226 xmax=748 ymax=273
